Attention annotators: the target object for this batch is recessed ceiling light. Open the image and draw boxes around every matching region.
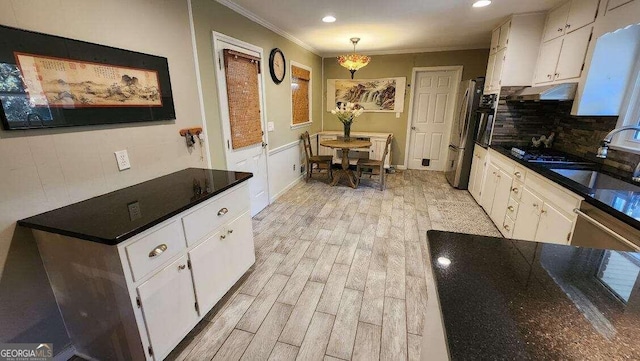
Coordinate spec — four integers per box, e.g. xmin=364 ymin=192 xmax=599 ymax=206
xmin=322 ymin=15 xmax=336 ymax=23
xmin=472 ymin=0 xmax=492 ymax=7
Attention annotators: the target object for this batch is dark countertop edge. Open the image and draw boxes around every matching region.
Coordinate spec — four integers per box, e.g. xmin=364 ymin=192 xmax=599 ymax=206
xmin=489 ymin=145 xmax=640 ymax=230
xmin=17 ymin=168 xmax=253 ymax=245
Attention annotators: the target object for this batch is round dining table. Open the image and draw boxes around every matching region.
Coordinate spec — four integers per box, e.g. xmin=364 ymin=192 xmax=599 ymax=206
xmin=320 ymin=139 xmax=372 ymax=188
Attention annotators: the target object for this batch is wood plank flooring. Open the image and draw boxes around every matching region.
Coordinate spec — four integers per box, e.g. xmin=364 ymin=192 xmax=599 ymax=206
xmin=167 ymin=170 xmax=499 ymax=361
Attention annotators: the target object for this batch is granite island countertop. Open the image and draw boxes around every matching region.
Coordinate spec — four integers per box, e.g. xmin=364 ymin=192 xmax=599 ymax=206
xmin=490 ymin=145 xmax=640 ymax=230
xmin=428 ymin=230 xmax=640 ymax=360
xmin=18 ymin=168 xmax=253 ymax=245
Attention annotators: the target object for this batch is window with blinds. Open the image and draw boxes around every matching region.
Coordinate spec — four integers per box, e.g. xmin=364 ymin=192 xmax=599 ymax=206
xmin=223 ymin=49 xmax=263 ymax=149
xmin=291 ymin=64 xmax=312 ymax=126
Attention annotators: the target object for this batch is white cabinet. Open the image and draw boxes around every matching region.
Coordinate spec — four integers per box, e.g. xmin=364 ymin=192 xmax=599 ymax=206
xmin=188 ymin=229 xmax=226 ymax=314
xmin=480 ymin=163 xmax=500 ymax=212
xmin=498 ymin=21 xmax=511 ymax=50
xmin=137 ymin=255 xmax=199 ymax=360
xmin=469 ymin=145 xmax=487 ymax=202
xmin=490 ymin=28 xmax=500 ymax=54
xmin=535 ymin=0 xmax=598 ymax=85
xmin=534 ymin=37 xmax=563 ymax=84
xmin=606 ymin=0 xmax=634 ymax=11
xmin=318 ymin=134 xmax=337 ymax=157
xmin=513 ymin=187 xmax=543 ymax=240
xmin=483 ymin=14 xmax=546 ymax=94
xmin=535 ymin=202 xmax=575 ymax=244
xmin=566 ymin=0 xmax=600 ymax=32
xmin=543 ymin=2 xmax=571 ymax=42
xmin=318 ymin=131 xmax=392 ymax=168
xmin=555 ymin=25 xmax=593 ymax=80
xmin=489 ymin=169 xmax=513 ymax=226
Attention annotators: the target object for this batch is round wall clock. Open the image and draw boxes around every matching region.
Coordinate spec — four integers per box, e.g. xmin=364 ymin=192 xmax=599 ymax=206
xmin=269 ymin=48 xmax=286 ymax=84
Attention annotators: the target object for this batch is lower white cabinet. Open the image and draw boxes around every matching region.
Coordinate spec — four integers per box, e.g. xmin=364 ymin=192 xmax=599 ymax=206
xmin=478 ymin=149 xmax=583 ymax=244
xmin=137 ymin=255 xmax=199 ymax=360
xmin=469 ymin=145 xmax=487 ymax=202
xmin=318 ymin=131 xmax=393 ymax=168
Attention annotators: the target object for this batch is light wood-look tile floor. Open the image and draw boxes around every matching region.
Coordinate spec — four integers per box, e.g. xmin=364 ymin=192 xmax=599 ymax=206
xmin=167 ymin=170 xmax=500 ymax=361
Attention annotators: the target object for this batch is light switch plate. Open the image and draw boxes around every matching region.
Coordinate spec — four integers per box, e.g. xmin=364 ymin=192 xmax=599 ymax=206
xmin=267 ymin=122 xmax=275 ymax=132
xmin=115 ymin=150 xmax=131 ymax=171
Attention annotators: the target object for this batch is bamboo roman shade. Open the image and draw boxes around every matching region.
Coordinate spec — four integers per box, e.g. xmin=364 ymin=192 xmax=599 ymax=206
xmin=291 ymin=65 xmax=311 ymax=125
xmin=223 ymin=49 xmax=263 ymax=149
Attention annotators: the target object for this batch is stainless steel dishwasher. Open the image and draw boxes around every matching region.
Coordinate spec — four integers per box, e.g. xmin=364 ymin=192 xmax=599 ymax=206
xmin=572 ymin=203 xmax=640 ymax=252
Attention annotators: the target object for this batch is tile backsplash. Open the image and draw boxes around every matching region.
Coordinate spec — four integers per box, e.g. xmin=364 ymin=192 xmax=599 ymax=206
xmin=492 ymin=86 xmax=640 ymax=174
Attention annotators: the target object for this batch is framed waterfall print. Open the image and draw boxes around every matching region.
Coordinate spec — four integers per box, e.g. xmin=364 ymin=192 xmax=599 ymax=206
xmin=0 ymin=24 xmax=176 ymax=130
xmin=326 ymin=77 xmax=406 ymax=113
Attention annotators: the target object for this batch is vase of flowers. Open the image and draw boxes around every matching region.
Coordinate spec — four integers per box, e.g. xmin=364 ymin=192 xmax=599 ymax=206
xmin=331 ymin=102 xmax=364 ymax=141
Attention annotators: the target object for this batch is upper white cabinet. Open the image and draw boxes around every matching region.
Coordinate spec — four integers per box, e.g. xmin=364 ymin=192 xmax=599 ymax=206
xmin=543 ymin=2 xmax=571 ymax=42
xmin=567 ymin=0 xmax=601 ymax=31
xmin=555 ymin=25 xmax=593 ymax=80
xmin=484 ymin=13 xmax=546 ymax=94
xmin=535 ymin=0 xmax=599 ymax=85
xmin=606 ymin=0 xmax=634 ymax=12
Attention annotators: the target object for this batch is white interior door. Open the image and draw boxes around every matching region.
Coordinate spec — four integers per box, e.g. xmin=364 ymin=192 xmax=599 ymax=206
xmin=407 ymin=69 xmax=460 ymax=170
xmin=214 ymin=36 xmax=269 ymax=216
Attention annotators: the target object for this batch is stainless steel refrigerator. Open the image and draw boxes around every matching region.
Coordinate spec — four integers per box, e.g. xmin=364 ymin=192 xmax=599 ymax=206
xmin=445 ymin=77 xmax=484 ymax=189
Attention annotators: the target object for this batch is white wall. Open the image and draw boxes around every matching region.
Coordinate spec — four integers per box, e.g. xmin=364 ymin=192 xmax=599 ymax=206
xmin=0 ymin=0 xmax=205 ymax=355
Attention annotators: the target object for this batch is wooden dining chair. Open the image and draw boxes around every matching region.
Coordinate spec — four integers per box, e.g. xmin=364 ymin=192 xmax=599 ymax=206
xmin=356 ymin=134 xmax=392 ymax=190
xmin=301 ymin=131 xmax=333 ymax=182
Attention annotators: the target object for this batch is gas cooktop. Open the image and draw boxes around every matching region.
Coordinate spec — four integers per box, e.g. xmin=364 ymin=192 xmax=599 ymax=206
xmin=510 ymin=147 xmax=594 ymax=166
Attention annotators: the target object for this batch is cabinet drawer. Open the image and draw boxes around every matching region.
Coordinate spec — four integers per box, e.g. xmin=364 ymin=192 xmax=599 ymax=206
xmin=502 ymin=215 xmax=515 ymax=238
xmin=525 ymin=171 xmax=582 ymax=215
xmin=182 ymin=185 xmax=249 ymax=246
xmin=513 ymin=166 xmax=526 ymax=183
xmin=126 ymin=221 xmax=186 ymax=282
xmin=506 ymin=197 xmax=520 ymax=220
xmin=510 ymin=181 xmax=524 ymax=201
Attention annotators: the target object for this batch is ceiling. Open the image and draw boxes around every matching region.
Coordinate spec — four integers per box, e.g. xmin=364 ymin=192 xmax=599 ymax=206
xmin=219 ymin=0 xmax=565 ymax=56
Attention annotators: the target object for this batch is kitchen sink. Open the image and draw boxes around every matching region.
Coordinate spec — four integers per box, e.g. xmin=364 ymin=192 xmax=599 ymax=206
xmin=549 ymin=169 xmax=640 ymax=192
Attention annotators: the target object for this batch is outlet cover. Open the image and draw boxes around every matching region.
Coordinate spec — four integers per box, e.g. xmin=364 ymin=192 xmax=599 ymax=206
xmin=115 ymin=150 xmax=131 ymax=171
xmin=267 ymin=122 xmax=275 ymax=132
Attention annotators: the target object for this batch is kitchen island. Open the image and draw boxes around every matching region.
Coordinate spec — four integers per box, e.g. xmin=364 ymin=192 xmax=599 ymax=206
xmin=426 ymin=230 xmax=640 ymax=360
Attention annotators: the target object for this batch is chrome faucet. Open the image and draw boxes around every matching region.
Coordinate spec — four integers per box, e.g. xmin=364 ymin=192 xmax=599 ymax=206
xmin=596 ymin=125 xmax=640 ymax=182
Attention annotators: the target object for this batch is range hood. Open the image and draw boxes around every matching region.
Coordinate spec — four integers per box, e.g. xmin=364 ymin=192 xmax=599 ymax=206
xmin=505 ymin=83 xmax=577 ymax=102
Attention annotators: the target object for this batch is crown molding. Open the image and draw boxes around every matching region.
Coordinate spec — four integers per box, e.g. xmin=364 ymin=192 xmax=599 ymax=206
xmin=322 ymin=45 xmax=490 ymax=58
xmin=216 ymin=0 xmax=320 ymax=56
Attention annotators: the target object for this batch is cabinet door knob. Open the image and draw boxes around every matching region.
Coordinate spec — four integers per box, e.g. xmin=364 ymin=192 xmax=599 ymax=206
xmin=148 ymin=244 xmax=167 ymax=258
xmin=512 ymin=187 xmax=519 ymax=193
xmin=555 ymin=73 xmax=559 ymax=78
xmin=507 ymin=206 xmax=514 ymax=212
xmin=178 ymin=264 xmax=186 ymax=271
xmin=533 ymin=203 xmax=538 ymax=208
xmin=503 ymin=224 xmax=511 ymax=231
xmin=541 ymin=209 xmax=547 ymax=214
xmin=557 ymin=27 xmax=563 ymax=32
xmin=547 ymin=74 xmax=552 ymax=79
xmin=565 ymin=24 xmax=571 ymax=29
xmin=217 ymin=208 xmax=229 ymax=216
xmin=228 ymin=229 xmax=234 ymax=234
xmin=514 ymin=171 xmax=521 ymax=178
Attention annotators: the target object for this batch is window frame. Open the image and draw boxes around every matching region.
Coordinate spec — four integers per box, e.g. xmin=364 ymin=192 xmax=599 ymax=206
xmin=290 ymin=61 xmax=312 ymax=129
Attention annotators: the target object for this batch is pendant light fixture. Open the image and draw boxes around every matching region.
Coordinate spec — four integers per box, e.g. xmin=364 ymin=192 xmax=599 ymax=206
xmin=337 ymin=37 xmax=371 ymax=79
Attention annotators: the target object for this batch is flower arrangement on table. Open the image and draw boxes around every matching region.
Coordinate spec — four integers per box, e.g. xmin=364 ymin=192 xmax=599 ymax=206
xmin=331 ymin=102 xmax=364 ymax=140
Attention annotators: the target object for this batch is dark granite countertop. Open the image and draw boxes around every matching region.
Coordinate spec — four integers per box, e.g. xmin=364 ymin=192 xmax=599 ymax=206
xmin=428 ymin=230 xmax=640 ymax=360
xmin=18 ymin=168 xmax=253 ymax=245
xmin=490 ymin=145 xmax=640 ymax=230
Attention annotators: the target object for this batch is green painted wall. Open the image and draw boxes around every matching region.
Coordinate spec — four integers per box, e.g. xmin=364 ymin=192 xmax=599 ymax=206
xmin=191 ymin=0 xmax=323 ymax=168
xmin=323 ymin=49 xmax=490 ymax=166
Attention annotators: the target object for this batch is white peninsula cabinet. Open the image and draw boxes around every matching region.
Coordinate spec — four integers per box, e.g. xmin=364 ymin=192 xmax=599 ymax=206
xmin=474 ymin=149 xmax=583 ymax=244
xmin=19 ymin=169 xmax=255 ymax=361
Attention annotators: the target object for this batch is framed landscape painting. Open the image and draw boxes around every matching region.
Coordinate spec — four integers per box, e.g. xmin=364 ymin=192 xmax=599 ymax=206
xmin=327 ymin=77 xmax=406 ymax=113
xmin=0 ymin=25 xmax=176 ymax=130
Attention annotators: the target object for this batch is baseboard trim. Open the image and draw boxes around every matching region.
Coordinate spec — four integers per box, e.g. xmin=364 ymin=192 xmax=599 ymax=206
xmin=395 ymin=165 xmax=407 ymax=170
xmin=54 ymin=345 xmax=77 ymax=361
xmin=270 ymin=174 xmax=304 ymax=203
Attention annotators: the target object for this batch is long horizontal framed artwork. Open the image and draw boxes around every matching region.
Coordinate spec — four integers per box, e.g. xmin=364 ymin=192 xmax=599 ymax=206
xmin=326 ymin=77 xmax=406 ymax=113
xmin=0 ymin=25 xmax=176 ymax=130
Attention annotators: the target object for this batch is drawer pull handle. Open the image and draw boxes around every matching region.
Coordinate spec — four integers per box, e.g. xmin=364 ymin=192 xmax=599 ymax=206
xmin=503 ymin=224 xmax=511 ymax=231
xmin=228 ymin=229 xmax=234 ymax=234
xmin=533 ymin=203 xmax=538 ymax=208
xmin=514 ymin=171 xmax=521 ymax=178
xmin=220 ymin=234 xmax=226 ymax=240
xmin=218 ymin=208 xmax=229 ymax=216
xmin=149 ymin=244 xmax=168 ymax=258
xmin=507 ymin=206 xmax=514 ymax=212
xmin=178 ymin=264 xmax=186 ymax=271
xmin=512 ymin=187 xmax=519 ymax=194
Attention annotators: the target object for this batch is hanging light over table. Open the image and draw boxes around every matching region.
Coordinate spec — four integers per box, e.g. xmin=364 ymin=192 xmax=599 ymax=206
xmin=337 ymin=37 xmax=371 ymax=79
